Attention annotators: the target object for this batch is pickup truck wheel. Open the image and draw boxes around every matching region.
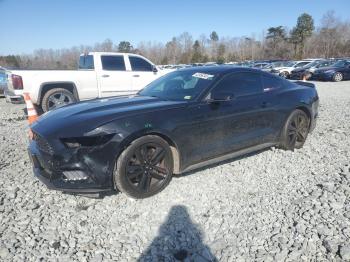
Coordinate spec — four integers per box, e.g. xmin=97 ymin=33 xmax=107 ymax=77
xmin=41 ymin=88 xmax=77 ymax=112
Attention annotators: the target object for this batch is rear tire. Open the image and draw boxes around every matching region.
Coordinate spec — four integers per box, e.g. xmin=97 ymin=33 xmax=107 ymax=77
xmin=41 ymin=88 xmax=77 ymax=112
xmin=115 ymin=135 xmax=173 ymax=199
xmin=280 ymin=109 xmax=310 ymax=150
xmin=333 ymin=72 xmax=343 ymax=82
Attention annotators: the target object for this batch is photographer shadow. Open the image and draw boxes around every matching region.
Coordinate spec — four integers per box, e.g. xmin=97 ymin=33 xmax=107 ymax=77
xmin=138 ymin=205 xmax=216 ymax=262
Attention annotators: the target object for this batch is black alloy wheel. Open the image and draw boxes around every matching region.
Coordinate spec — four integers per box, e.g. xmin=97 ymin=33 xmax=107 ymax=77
xmin=115 ymin=135 xmax=173 ymax=198
xmin=281 ymin=109 xmax=310 ymax=150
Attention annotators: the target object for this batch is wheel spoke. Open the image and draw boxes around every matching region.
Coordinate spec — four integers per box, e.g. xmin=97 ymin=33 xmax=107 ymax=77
xmin=149 ymin=170 xmax=165 ymax=180
xmin=297 ymin=130 xmax=307 ymax=141
xmin=290 ymin=133 xmax=297 ymax=145
xmin=150 ymin=147 xmax=165 ymax=165
xmin=137 ymin=173 xmax=151 ymax=191
xmin=49 ymin=96 xmax=58 ymax=104
xmin=153 ymin=165 xmax=168 ymax=175
xmin=135 ymin=145 xmax=147 ymax=163
xmin=59 ymin=94 xmax=65 ymax=102
xmin=127 ymin=165 xmax=143 ymax=179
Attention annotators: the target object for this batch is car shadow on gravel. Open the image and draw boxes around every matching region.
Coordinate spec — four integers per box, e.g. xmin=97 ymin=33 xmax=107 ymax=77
xmin=174 ymin=148 xmax=271 ymax=178
xmin=138 ymin=205 xmax=216 ymax=262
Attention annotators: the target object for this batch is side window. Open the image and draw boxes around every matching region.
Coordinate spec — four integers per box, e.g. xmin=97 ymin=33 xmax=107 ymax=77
xmin=262 ymin=75 xmax=283 ymax=91
xmin=101 ymin=55 xmax=126 ymax=71
xmin=129 ymin=56 xmax=153 ymax=72
xmin=78 ymin=55 xmax=94 ymax=69
xmin=211 ymin=72 xmax=263 ymax=98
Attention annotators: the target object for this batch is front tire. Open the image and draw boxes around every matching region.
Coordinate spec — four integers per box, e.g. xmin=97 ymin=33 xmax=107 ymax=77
xmin=115 ymin=135 xmax=173 ymax=199
xmin=41 ymin=88 xmax=77 ymax=112
xmin=280 ymin=109 xmax=310 ymax=150
xmin=333 ymin=72 xmax=343 ymax=82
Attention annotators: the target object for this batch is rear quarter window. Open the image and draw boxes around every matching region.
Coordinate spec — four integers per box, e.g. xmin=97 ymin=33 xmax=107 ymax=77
xmin=78 ymin=55 xmax=94 ymax=69
xmin=262 ymin=74 xmax=284 ymax=92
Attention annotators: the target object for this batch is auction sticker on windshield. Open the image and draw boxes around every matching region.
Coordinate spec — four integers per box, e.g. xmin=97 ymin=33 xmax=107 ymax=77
xmin=192 ymin=72 xmax=214 ymax=80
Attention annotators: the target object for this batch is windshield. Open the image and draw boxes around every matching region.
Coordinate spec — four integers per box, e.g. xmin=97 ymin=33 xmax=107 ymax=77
xmin=295 ymin=61 xmax=310 ymax=68
xmin=332 ymin=60 xmax=347 ymax=67
xmin=138 ymin=70 xmax=217 ymax=101
xmin=273 ymin=61 xmax=295 ymax=67
xmin=303 ymin=61 xmax=320 ymax=69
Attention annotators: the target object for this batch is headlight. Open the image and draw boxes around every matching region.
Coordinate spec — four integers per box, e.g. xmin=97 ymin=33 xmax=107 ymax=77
xmin=61 ymin=134 xmax=115 ymax=148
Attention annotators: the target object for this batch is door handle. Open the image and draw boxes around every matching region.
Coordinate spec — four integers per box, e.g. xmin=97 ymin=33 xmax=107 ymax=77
xmin=101 ymin=74 xmax=110 ymax=78
xmin=133 ymin=75 xmax=140 ymax=77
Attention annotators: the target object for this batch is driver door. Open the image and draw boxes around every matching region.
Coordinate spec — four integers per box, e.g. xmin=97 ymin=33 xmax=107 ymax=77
xmin=182 ymin=71 xmax=278 ymax=166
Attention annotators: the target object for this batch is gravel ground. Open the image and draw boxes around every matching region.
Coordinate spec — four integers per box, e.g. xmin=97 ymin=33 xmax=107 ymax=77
xmin=0 ymin=81 xmax=350 ymax=261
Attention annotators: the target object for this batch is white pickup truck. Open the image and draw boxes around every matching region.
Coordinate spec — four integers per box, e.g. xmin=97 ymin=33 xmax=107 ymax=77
xmin=6 ymin=52 xmax=173 ymax=112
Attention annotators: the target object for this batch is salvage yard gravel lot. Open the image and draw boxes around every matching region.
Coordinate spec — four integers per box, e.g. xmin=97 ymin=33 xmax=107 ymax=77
xmin=0 ymin=81 xmax=350 ymax=261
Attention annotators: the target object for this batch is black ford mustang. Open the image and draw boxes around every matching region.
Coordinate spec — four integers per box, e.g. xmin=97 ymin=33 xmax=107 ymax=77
xmin=28 ymin=67 xmax=319 ymax=198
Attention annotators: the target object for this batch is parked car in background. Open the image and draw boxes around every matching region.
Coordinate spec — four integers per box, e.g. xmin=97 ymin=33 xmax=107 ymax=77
xmin=28 ymin=66 xmax=319 ymax=198
xmin=252 ymin=63 xmax=270 ymax=69
xmin=271 ymin=60 xmax=313 ymax=78
xmin=6 ymin=52 xmax=173 ymax=112
xmin=0 ymin=67 xmax=7 ymax=97
xmin=4 ymin=71 xmax=24 ymax=103
xmin=260 ymin=61 xmax=289 ymax=72
xmin=310 ymin=60 xmax=350 ymax=82
xmin=290 ymin=60 xmax=334 ymax=80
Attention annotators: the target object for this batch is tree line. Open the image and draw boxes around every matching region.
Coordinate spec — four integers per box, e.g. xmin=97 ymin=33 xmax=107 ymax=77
xmin=1 ymin=11 xmax=349 ymax=69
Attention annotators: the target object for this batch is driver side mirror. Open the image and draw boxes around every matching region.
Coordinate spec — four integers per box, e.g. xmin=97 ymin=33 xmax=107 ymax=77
xmin=152 ymin=65 xmax=158 ymax=73
xmin=207 ymin=92 xmax=233 ymax=103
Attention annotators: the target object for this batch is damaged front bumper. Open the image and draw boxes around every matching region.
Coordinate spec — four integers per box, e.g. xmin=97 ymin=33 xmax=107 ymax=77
xmin=28 ymin=137 xmax=119 ymax=193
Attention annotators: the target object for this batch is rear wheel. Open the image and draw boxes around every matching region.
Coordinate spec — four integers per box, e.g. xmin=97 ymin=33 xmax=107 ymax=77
xmin=115 ymin=135 xmax=173 ymax=199
xmin=280 ymin=109 xmax=310 ymax=150
xmin=333 ymin=72 xmax=343 ymax=82
xmin=41 ymin=88 xmax=77 ymax=112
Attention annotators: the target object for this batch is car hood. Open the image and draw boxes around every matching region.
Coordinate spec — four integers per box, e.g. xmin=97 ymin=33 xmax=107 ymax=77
xmin=31 ymin=95 xmax=187 ymax=138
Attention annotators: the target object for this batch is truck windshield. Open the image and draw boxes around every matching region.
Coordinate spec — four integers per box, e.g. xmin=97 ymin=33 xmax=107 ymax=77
xmin=79 ymin=55 xmax=94 ymax=69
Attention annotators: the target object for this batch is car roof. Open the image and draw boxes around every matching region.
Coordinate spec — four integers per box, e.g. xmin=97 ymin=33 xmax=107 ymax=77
xmin=177 ymin=65 xmax=265 ymax=75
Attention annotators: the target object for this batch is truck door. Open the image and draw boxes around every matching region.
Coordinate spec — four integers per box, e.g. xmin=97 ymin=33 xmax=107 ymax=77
xmin=98 ymin=55 xmax=134 ymax=97
xmin=129 ymin=55 xmax=159 ymax=91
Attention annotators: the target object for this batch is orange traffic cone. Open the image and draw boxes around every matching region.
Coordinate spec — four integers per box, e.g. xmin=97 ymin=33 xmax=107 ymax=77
xmin=23 ymin=92 xmax=38 ymax=124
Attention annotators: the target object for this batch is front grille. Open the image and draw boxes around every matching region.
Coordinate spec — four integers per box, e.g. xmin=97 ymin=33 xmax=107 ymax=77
xmin=33 ymin=132 xmax=54 ymax=155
